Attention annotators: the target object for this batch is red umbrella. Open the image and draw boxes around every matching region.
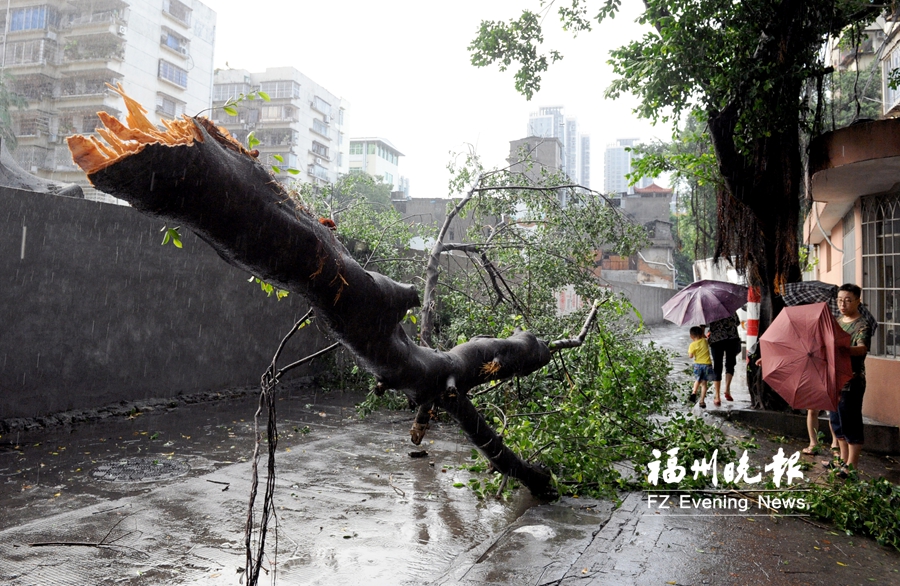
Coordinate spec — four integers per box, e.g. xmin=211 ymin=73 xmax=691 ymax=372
xmin=759 ymin=302 xmax=853 ymax=411
xmin=661 ymin=280 xmax=748 ymax=326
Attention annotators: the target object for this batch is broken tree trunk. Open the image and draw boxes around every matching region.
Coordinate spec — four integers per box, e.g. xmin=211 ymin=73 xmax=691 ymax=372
xmin=68 ymin=87 xmax=564 ymax=498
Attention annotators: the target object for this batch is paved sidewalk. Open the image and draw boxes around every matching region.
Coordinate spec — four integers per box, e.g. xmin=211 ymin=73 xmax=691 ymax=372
xmin=435 ymin=322 xmax=900 ymax=585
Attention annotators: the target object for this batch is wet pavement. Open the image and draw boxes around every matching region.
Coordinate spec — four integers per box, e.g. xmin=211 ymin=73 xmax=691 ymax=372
xmin=1 ymin=323 xmax=899 ymax=585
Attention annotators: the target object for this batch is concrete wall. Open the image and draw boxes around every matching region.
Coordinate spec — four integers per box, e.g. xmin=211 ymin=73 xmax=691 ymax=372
xmin=1 ymin=188 xmax=324 ymax=419
xmin=608 ymin=280 xmax=678 ymax=324
xmin=604 ymin=280 xmax=677 ymax=324
xmin=863 ymin=358 xmax=900 ymax=428
xmin=621 ymin=193 xmax=671 ymax=225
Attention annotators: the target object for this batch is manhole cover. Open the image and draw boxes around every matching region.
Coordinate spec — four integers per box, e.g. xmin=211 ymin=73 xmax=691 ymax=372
xmin=91 ymin=457 xmax=190 ymax=483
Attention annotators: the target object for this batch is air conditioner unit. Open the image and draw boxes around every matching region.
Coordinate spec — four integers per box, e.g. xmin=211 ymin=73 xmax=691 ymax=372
xmin=118 ymin=26 xmax=127 ymax=36
xmin=46 ymin=31 xmax=57 ymax=41
xmin=316 ymin=157 xmax=323 ymax=165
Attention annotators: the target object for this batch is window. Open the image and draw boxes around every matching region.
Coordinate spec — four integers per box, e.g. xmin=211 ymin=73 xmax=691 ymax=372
xmin=862 ymin=193 xmax=900 ymax=356
xmin=311 ymin=96 xmax=331 ymax=116
xmin=367 ymin=143 xmax=376 ymax=155
xmin=308 ymin=163 xmax=329 ymax=181
xmin=3 ymin=40 xmax=55 ymax=66
xmin=9 ymin=6 xmax=53 ymax=31
xmin=158 ymin=60 xmax=188 ymax=88
xmin=384 ymin=172 xmax=393 ymax=186
xmin=843 ymin=209 xmax=856 ymax=286
xmin=214 ymin=83 xmax=249 ymax=102
xmin=163 ymin=0 xmax=192 ymax=26
xmin=161 ymin=28 xmax=189 ymax=56
xmin=311 ymin=141 xmax=329 ymax=158
xmin=338 ymin=108 xmax=344 ymax=126
xmin=14 ymin=146 xmax=49 ymax=171
xmin=255 ymin=129 xmax=297 ymax=146
xmin=349 ymin=143 xmax=363 ymax=155
xmin=156 ymin=93 xmax=185 ymax=118
xmin=312 ymin=118 xmax=329 ymax=138
xmin=260 ymin=80 xmax=300 ymax=99
xmin=885 ymin=46 xmax=900 ymax=112
xmin=260 ymin=105 xmax=296 ymax=121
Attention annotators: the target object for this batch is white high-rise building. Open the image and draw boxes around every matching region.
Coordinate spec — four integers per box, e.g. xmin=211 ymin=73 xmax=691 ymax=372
xmin=211 ymin=67 xmax=349 ymax=188
xmin=3 ymin=0 xmax=217 ymax=203
xmin=526 ymin=106 xmax=590 ymax=187
xmin=603 ymin=138 xmax=653 ymax=195
xmin=348 ymin=137 xmax=402 ymax=191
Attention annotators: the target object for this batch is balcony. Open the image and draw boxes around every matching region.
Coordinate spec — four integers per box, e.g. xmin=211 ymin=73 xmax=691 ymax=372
xmin=63 ymin=10 xmax=126 ymax=37
xmin=2 ymin=39 xmax=58 ymax=71
xmin=806 ymin=118 xmax=900 ymax=245
xmin=311 ymin=120 xmax=330 ymax=140
xmin=308 ymin=163 xmax=330 ymax=181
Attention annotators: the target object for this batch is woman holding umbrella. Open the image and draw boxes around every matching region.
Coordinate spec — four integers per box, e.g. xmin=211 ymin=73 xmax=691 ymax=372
xmin=830 ymin=284 xmax=871 ymax=474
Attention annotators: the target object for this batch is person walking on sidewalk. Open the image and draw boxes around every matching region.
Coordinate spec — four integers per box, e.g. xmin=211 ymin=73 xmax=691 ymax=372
xmin=708 ymin=313 xmax=741 ymax=406
xmin=828 ymin=284 xmax=871 ymax=475
xmin=688 ymin=326 xmax=714 ymax=408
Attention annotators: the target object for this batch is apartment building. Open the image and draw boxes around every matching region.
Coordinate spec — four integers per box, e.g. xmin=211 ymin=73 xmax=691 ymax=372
xmin=2 ymin=0 xmax=216 ymax=203
xmin=348 ymin=137 xmax=402 ymax=191
xmin=211 ymin=67 xmax=349 ymax=188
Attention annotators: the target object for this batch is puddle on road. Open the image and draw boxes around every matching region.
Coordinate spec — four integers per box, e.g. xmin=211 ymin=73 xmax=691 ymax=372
xmin=0 ymin=388 xmax=541 ymax=585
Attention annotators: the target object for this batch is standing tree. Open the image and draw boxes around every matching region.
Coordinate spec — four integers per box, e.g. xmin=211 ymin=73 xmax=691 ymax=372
xmin=470 ymin=0 xmax=885 ymax=408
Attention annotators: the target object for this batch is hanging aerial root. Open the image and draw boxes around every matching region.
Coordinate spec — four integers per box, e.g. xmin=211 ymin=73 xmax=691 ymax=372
xmin=66 ymin=83 xmax=249 ymax=175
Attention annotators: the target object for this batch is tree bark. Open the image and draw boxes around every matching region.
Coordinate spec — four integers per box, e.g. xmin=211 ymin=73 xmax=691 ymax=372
xmin=73 ymin=117 xmax=560 ymax=498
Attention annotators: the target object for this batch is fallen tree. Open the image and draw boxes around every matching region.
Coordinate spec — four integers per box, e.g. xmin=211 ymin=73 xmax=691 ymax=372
xmin=67 ymin=87 xmax=638 ymax=500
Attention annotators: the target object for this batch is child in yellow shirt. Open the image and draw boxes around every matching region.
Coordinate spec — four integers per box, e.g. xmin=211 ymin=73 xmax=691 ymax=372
xmin=688 ymin=326 xmax=714 ymax=408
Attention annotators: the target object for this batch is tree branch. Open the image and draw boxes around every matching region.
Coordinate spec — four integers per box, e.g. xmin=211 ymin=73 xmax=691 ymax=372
xmin=548 ymin=299 xmax=602 ymax=350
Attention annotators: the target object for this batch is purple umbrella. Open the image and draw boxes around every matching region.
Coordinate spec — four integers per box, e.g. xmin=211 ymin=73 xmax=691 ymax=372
xmin=662 ymin=280 xmax=748 ymax=326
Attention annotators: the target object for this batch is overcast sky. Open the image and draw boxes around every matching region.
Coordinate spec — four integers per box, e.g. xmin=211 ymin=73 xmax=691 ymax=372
xmin=202 ymin=0 xmax=669 ymax=197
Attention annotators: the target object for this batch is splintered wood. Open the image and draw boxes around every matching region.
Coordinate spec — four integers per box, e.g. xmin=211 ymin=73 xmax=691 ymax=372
xmin=66 ymin=83 xmax=241 ymax=175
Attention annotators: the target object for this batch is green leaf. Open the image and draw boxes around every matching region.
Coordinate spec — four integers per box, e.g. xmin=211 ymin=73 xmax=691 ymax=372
xmin=273 ymin=154 xmax=284 ymax=163
xmin=287 ymin=168 xmax=300 ymax=175
xmin=271 ymin=165 xmax=281 ymax=174
xmin=247 ymin=132 xmax=260 ymax=150
xmin=258 ymin=91 xmax=271 ymax=102
xmin=223 ymin=105 xmax=238 ymax=117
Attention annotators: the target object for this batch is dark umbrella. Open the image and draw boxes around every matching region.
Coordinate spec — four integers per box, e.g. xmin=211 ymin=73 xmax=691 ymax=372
xmin=759 ymin=302 xmax=853 ymax=411
xmin=662 ymin=280 xmax=748 ymax=326
xmin=782 ymin=280 xmax=877 ymax=333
